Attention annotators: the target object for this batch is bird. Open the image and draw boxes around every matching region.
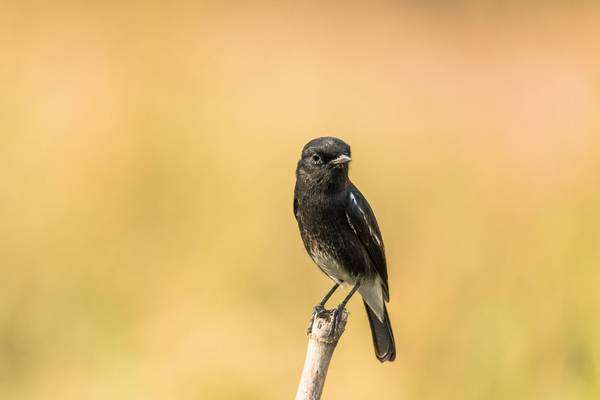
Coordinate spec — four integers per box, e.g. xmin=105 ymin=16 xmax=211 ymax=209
xmin=293 ymin=136 xmax=396 ymax=362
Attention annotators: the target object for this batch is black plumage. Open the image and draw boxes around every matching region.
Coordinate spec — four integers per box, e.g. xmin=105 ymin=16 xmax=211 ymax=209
xmin=294 ymin=137 xmax=396 ymax=362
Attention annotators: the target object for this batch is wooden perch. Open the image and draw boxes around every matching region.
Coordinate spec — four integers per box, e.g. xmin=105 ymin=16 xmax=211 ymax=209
xmin=295 ymin=308 xmax=349 ymax=400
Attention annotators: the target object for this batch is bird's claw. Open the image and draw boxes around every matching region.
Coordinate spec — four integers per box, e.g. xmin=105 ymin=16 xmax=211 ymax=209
xmin=307 ymin=304 xmax=326 ymax=334
xmin=328 ymin=305 xmax=347 ymax=337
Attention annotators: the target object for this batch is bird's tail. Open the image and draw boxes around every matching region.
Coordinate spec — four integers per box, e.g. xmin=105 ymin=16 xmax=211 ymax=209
xmin=364 ymin=300 xmax=396 ymax=362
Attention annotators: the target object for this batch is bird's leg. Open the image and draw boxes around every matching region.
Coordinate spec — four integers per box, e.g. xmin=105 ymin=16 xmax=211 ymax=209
xmin=337 ymin=281 xmax=360 ymax=310
xmin=330 ymin=282 xmax=361 ymax=336
xmin=317 ymin=282 xmax=341 ymax=310
xmin=307 ymin=282 xmax=341 ymax=334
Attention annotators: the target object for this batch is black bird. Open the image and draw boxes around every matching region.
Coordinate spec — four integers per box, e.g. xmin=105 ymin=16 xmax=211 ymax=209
xmin=294 ymin=137 xmax=396 ymax=362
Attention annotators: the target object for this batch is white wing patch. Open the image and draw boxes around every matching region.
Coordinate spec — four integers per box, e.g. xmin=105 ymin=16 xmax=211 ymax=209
xmin=346 ymin=212 xmax=358 ymax=236
xmin=349 ymin=192 xmax=383 ymax=247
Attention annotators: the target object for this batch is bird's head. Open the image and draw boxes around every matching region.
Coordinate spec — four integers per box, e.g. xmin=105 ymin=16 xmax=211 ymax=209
xmin=296 ymin=137 xmax=352 ymax=191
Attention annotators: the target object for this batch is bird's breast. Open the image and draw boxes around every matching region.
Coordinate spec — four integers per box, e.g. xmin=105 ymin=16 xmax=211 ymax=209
xmin=306 ymin=233 xmax=355 ymax=284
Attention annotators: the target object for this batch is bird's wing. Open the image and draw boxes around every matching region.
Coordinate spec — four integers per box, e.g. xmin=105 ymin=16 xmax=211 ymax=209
xmin=293 ymin=197 xmax=299 ymax=220
xmin=345 ymin=184 xmax=389 ymax=300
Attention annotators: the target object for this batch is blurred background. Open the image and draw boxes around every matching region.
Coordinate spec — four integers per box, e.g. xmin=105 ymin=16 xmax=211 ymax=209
xmin=1 ymin=1 xmax=600 ymax=399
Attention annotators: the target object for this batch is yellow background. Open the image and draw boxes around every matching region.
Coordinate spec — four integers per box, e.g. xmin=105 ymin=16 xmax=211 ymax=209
xmin=1 ymin=2 xmax=599 ymax=399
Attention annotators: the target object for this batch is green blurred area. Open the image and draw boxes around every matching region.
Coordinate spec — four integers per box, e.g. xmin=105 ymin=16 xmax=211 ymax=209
xmin=1 ymin=2 xmax=600 ymax=399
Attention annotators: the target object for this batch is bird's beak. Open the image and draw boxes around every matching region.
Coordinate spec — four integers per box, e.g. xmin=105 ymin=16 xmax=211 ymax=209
xmin=330 ymin=154 xmax=352 ymax=165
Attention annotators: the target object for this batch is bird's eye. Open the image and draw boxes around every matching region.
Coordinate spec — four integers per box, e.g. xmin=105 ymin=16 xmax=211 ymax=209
xmin=311 ymin=154 xmax=321 ymax=163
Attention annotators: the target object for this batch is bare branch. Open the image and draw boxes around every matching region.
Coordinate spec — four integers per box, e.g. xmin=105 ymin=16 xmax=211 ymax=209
xmin=295 ymin=309 xmax=349 ymax=400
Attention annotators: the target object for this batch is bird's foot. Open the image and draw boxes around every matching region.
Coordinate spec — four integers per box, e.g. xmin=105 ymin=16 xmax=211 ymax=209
xmin=329 ymin=304 xmax=347 ymax=337
xmin=307 ymin=303 xmax=326 ymax=334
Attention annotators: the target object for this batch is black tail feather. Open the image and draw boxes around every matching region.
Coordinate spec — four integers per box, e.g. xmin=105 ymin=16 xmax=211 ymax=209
xmin=364 ymin=301 xmax=396 ymax=362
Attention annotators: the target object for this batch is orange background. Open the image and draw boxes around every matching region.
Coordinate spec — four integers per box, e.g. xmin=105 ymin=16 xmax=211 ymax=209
xmin=1 ymin=2 xmax=599 ymax=399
